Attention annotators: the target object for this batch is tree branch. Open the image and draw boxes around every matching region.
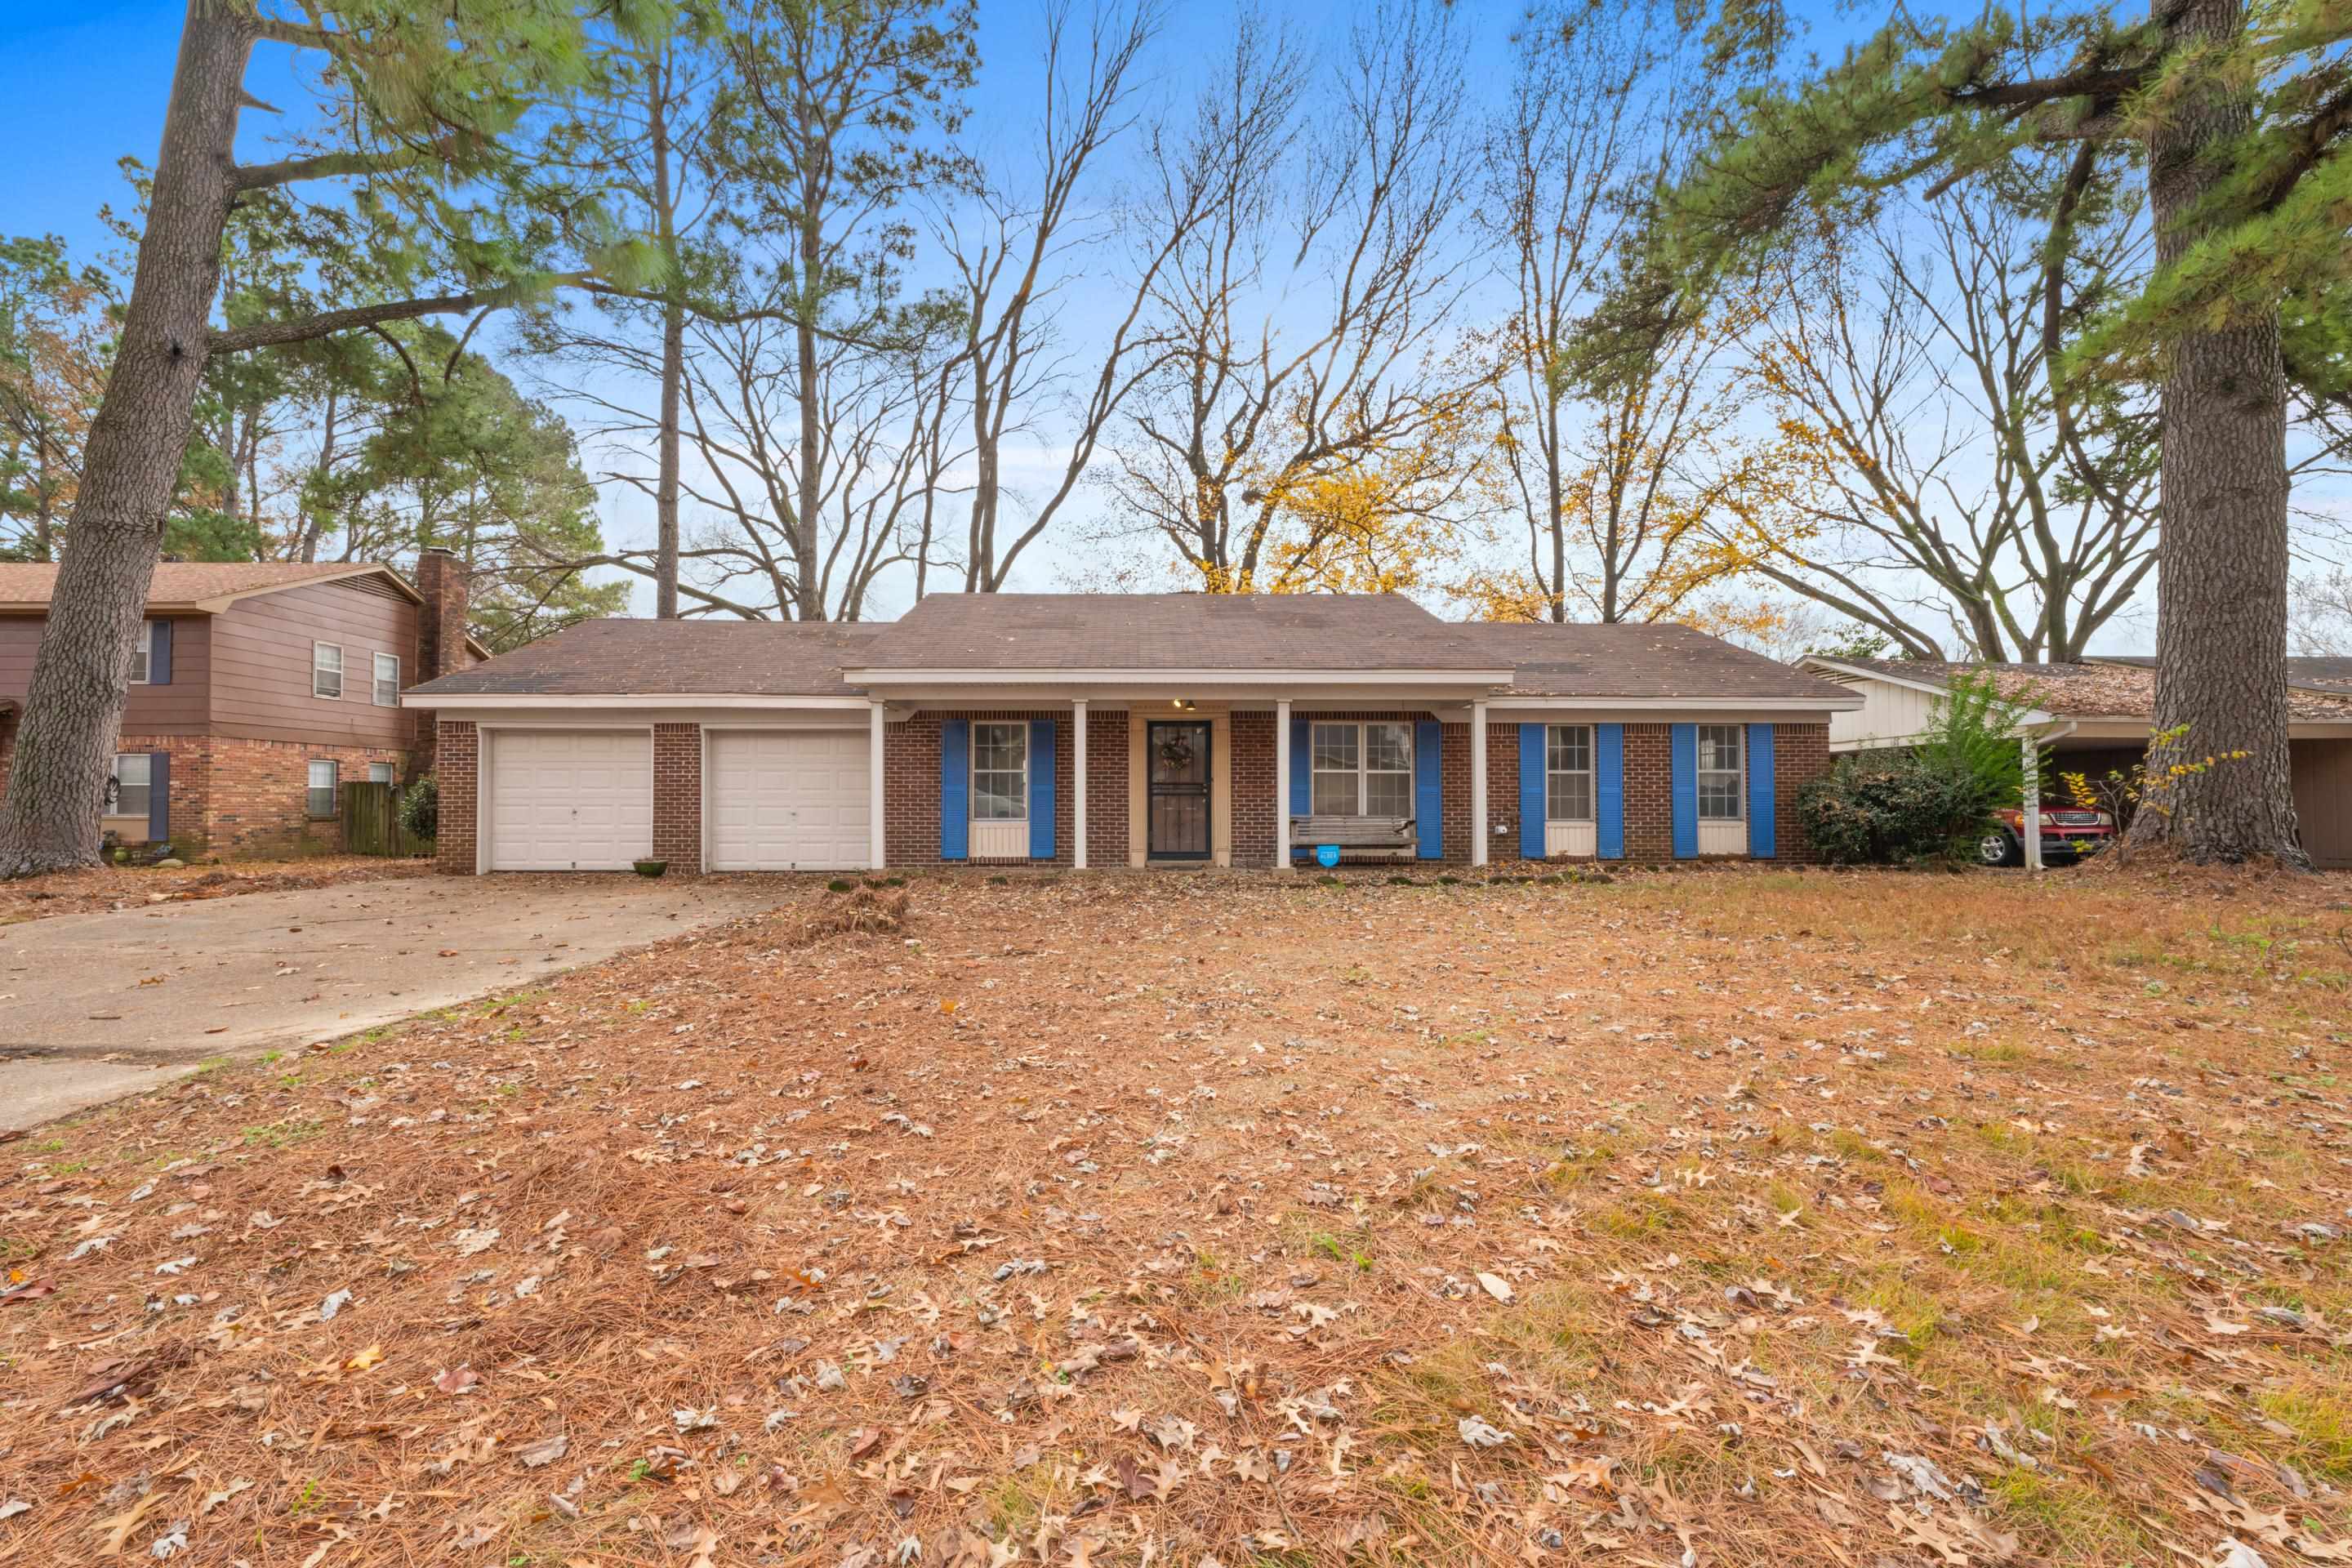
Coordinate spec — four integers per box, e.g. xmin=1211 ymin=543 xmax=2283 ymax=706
xmin=211 ymin=292 xmax=501 ymax=354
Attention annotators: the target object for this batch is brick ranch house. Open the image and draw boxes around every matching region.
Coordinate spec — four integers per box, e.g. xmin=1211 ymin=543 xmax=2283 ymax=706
xmin=1803 ymin=655 xmax=2352 ymax=868
xmin=405 ymin=594 xmax=1860 ymax=875
xmin=0 ymin=552 xmax=483 ymax=858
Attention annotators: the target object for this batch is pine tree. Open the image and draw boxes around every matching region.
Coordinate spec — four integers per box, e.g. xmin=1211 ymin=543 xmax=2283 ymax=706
xmin=1584 ymin=0 xmax=2352 ymax=863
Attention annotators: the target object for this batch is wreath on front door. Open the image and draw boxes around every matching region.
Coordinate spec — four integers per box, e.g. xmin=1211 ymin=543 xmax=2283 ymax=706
xmin=1156 ymin=731 xmax=1196 ymax=771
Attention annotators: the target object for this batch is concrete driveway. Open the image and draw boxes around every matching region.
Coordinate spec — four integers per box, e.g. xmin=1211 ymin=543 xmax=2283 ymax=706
xmin=0 ymin=875 xmax=786 ymax=1131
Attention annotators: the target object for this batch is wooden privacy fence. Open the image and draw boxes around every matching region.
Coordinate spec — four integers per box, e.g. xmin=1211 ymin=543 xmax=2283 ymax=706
xmin=340 ymin=780 xmax=427 ymax=858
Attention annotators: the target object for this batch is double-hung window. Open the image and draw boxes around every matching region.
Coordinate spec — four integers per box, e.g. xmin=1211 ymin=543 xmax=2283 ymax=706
xmin=1546 ymin=725 xmax=1594 ymax=822
xmin=1697 ymin=725 xmax=1744 ymax=819
xmin=372 ymin=652 xmax=400 ymax=706
xmin=1311 ymin=721 xmax=1413 ymax=816
xmin=307 ymin=760 xmax=339 ymax=818
xmin=312 ymin=642 xmax=344 ymax=699
xmin=110 ymin=754 xmax=151 ymax=819
xmin=127 ymin=621 xmax=158 ymax=684
xmin=971 ymin=723 xmax=1027 ymax=822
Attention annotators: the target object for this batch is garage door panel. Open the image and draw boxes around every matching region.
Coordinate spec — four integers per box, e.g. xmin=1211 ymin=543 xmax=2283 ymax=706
xmin=488 ymin=730 xmax=653 ymax=871
xmin=709 ymin=730 xmax=869 ymax=871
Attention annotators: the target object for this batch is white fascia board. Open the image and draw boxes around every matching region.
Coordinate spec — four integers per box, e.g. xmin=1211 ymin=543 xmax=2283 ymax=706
xmin=402 ymin=692 xmax=871 ymax=711
xmin=844 ymin=666 xmax=1515 ymax=688
xmin=1492 ymin=694 xmax=1863 ymax=715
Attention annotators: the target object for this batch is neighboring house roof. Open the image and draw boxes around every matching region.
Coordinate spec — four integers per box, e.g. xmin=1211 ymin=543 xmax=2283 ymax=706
xmin=0 ymin=560 xmax=416 ymax=614
xmin=1809 ymin=657 xmax=2352 ymax=724
xmin=1463 ymin=622 xmax=1851 ymax=700
xmin=847 ymin=592 xmax=1505 ymax=672
xmin=408 ymin=617 xmax=885 ymax=698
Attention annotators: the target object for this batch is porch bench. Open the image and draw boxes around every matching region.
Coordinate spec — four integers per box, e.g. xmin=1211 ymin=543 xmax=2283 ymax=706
xmin=1291 ymin=813 xmax=1417 ymax=862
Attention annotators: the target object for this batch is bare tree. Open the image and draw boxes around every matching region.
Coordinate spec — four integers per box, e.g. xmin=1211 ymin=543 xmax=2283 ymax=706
xmin=698 ymin=0 xmax=978 ymax=620
xmin=1719 ymin=160 xmax=2163 ymax=662
xmin=1100 ymin=0 xmax=1481 ymax=593
xmin=1471 ymin=0 xmax=1691 ymax=621
xmin=927 ymin=0 xmax=1196 ymax=593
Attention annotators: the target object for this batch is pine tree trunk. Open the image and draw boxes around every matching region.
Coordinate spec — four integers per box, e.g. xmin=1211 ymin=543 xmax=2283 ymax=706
xmin=2128 ymin=0 xmax=2301 ymax=864
xmin=0 ymin=5 xmax=247 ymax=877
xmin=649 ymin=56 xmax=683 ymax=621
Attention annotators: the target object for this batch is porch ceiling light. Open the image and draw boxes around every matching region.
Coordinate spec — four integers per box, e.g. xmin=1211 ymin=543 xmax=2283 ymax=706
xmin=1171 ymin=697 xmax=1196 ymax=710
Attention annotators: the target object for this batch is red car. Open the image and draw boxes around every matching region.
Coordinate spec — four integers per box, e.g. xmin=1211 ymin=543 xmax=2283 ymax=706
xmin=1978 ymin=805 xmax=2116 ymax=866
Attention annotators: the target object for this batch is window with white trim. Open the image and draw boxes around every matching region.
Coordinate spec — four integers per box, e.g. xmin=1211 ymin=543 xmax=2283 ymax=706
xmin=971 ymin=723 xmax=1027 ymax=822
xmin=1697 ymin=725 xmax=1744 ymax=820
xmin=1311 ymin=721 xmax=1413 ymax=817
xmin=127 ymin=621 xmax=158 ymax=684
xmin=1546 ymin=725 xmax=1594 ymax=822
xmin=372 ymin=651 xmax=400 ymax=706
xmin=312 ymin=642 xmax=343 ymax=699
xmin=368 ymin=762 xmax=395 ymax=785
xmin=307 ymin=759 xmax=338 ymax=818
xmin=110 ymin=754 xmax=150 ymax=818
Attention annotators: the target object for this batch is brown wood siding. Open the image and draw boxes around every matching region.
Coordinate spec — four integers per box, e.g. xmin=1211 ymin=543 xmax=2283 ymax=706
xmin=2292 ymin=740 xmax=2352 ymax=869
xmin=0 ymin=612 xmax=212 ymax=735
xmin=207 ymin=579 xmax=421 ymax=748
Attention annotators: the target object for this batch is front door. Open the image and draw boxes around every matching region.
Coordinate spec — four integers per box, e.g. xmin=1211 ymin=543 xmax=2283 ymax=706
xmin=1147 ymin=721 xmax=1211 ymax=860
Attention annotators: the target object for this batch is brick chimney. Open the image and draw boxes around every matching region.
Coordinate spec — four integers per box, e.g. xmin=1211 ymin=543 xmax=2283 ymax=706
xmin=414 ymin=546 xmax=476 ymax=683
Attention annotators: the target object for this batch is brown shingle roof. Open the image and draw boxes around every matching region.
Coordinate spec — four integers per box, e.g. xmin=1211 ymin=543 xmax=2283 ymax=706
xmin=408 ymin=617 xmax=884 ymax=697
xmin=1466 ymin=621 xmax=1858 ymax=700
xmin=0 ymin=561 xmax=411 ymax=612
xmin=1828 ymin=657 xmax=2352 ymax=723
xmin=849 ymin=593 xmax=1506 ymax=671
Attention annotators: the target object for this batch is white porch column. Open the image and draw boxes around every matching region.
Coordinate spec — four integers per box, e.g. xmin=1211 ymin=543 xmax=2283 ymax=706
xmin=2022 ymin=732 xmax=2043 ymax=872
xmin=1072 ymin=700 xmax=1089 ymax=870
xmin=1275 ymin=698 xmax=1292 ymax=869
xmin=868 ymin=701 xmax=888 ymax=871
xmin=1470 ymin=700 xmax=1490 ymax=866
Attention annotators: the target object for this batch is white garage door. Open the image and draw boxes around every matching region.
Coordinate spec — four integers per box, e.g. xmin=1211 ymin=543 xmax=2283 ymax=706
xmin=708 ymin=729 xmax=870 ymax=871
xmin=488 ymin=730 xmax=653 ymax=871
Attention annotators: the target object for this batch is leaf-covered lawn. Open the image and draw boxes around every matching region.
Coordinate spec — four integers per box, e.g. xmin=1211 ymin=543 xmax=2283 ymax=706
xmin=0 ymin=855 xmax=430 ymax=926
xmin=3 ymin=865 xmax=2350 ymax=1567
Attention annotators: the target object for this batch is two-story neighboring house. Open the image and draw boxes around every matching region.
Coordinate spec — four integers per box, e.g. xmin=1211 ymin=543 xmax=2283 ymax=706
xmin=0 ymin=550 xmax=483 ymax=858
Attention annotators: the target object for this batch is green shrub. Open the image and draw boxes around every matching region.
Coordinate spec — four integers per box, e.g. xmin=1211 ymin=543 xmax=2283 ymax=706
xmin=399 ymin=775 xmax=439 ymax=842
xmin=1799 ymin=672 xmax=2042 ymax=866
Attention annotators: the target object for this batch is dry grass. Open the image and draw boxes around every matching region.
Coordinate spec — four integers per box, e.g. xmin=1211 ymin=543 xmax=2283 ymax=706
xmin=2 ymin=863 xmax=2350 ymax=1567
xmin=0 ymin=855 xmax=431 ymax=925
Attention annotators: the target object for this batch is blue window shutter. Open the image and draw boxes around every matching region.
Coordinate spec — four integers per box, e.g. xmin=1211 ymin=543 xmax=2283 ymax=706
xmin=148 ymin=750 xmax=171 ymax=843
xmin=1028 ymin=719 xmax=1056 ymax=860
xmin=939 ymin=719 xmax=969 ymax=861
xmin=1289 ymin=714 xmax=1309 ymax=858
xmin=149 ymin=620 xmax=172 ymax=685
xmin=1518 ymin=724 xmax=1546 ymax=859
xmin=1414 ymin=719 xmax=1441 ymax=860
xmin=1747 ymin=724 xmax=1776 ymax=858
xmin=1671 ymin=723 xmax=1698 ymax=858
xmin=1596 ymin=724 xmax=1624 ymax=859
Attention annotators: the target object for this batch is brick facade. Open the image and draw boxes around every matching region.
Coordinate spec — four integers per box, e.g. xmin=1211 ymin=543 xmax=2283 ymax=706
xmin=1084 ymin=709 xmax=1129 ymax=869
xmin=1623 ymin=723 xmax=1675 ymax=862
xmin=100 ymin=732 xmax=410 ymax=860
xmin=432 ymin=710 xmax=1834 ymax=875
xmin=434 ymin=721 xmax=479 ymax=875
xmin=1230 ymin=711 xmax=1277 ymax=867
xmin=1772 ymin=722 xmax=1829 ymax=863
xmin=652 ymin=723 xmax=703 ymax=875
xmin=884 ymin=710 xmax=1076 ymax=867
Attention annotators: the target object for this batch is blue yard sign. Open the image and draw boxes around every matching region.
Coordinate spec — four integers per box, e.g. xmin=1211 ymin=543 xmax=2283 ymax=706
xmin=1316 ymin=844 xmax=1340 ymax=868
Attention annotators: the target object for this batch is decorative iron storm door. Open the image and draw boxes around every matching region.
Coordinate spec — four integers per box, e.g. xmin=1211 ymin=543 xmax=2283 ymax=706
xmin=1147 ymin=721 xmax=1211 ymax=860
